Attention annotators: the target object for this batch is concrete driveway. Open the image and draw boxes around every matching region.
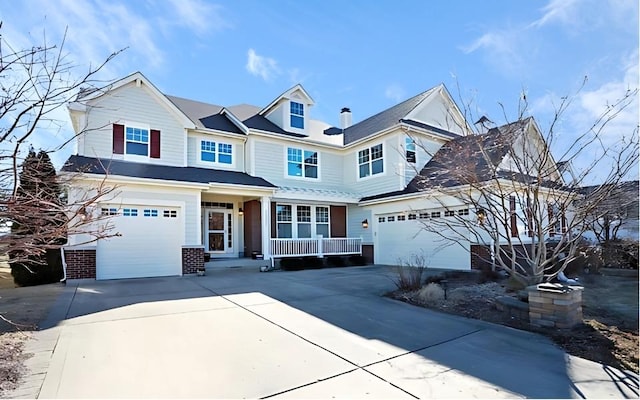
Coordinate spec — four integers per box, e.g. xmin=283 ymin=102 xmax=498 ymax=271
xmin=22 ymin=266 xmax=638 ymax=398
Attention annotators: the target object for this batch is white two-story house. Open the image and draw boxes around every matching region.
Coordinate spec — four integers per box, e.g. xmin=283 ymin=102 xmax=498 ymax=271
xmin=62 ymin=72 xmax=565 ymax=280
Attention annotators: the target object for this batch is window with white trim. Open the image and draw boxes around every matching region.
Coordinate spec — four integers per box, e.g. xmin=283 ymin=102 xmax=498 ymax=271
xmin=200 ymin=140 xmax=233 ymax=165
xmin=101 ymin=208 xmax=119 ymax=216
xmin=143 ymin=209 xmax=158 ymax=217
xmin=297 ymin=205 xmax=312 ymax=238
xmin=398 ymin=215 xmax=406 ymax=221
xmin=163 ymin=210 xmax=177 ymax=218
xmin=290 ymin=101 xmax=304 ymax=129
xmin=378 ymin=217 xmax=386 ymax=223
xmin=126 ymin=126 xmax=149 ymax=156
xmin=358 ymin=144 xmax=383 ymax=178
xmin=458 ymin=209 xmax=469 ymax=216
xmin=408 ymin=214 xmax=417 ymax=220
xmin=405 ymin=137 xmax=416 ymax=163
xmin=287 ymin=148 xmax=318 ymax=178
xmin=276 ymin=204 xmax=331 ymax=238
xmin=431 ymin=211 xmax=441 ymax=218
xmin=276 ymin=204 xmax=293 ymax=238
xmin=444 ymin=210 xmax=455 ymax=217
xmin=388 ymin=216 xmax=395 ymax=222
xmin=123 ymin=208 xmax=138 ymax=217
xmin=316 ymin=206 xmax=329 ymax=237
xmin=419 ymin=212 xmax=429 ymax=219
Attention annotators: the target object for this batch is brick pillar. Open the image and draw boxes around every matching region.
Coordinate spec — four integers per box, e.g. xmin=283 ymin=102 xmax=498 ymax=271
xmin=63 ymin=247 xmax=97 ymax=279
xmin=182 ymin=246 xmax=205 ymax=275
xmin=528 ymin=283 xmax=583 ymax=329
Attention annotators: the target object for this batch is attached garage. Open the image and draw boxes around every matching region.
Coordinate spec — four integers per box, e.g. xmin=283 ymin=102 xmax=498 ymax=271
xmin=96 ymin=204 xmax=183 ymax=280
xmin=374 ymin=212 xmax=470 ymax=270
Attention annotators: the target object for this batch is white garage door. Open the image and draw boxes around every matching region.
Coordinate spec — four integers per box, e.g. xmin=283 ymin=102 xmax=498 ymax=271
xmin=375 ymin=212 xmax=470 ymax=270
xmin=96 ymin=205 xmax=183 ymax=280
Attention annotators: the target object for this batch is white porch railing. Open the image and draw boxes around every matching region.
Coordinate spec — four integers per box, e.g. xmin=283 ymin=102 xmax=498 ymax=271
xmin=270 ymin=236 xmax=362 ymax=259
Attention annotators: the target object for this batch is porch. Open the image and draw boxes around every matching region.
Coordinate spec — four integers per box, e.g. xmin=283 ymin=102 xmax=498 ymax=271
xmin=269 ymin=237 xmax=362 ymax=267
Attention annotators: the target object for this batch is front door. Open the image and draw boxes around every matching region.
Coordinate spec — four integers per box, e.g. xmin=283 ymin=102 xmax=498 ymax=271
xmin=205 ymin=209 xmax=233 ymax=254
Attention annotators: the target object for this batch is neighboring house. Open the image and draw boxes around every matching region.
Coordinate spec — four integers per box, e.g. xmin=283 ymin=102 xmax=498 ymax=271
xmin=61 ymin=71 xmax=562 ymax=280
xmin=579 ymin=180 xmax=640 ymax=243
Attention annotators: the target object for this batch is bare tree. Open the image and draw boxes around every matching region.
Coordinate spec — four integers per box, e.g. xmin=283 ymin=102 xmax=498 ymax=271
xmin=406 ymin=83 xmax=638 ymax=286
xmin=0 ymin=22 xmax=122 ymax=269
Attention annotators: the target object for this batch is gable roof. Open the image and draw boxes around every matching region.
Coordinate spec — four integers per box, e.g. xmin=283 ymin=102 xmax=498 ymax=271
xmin=361 ymin=117 xmax=561 ymax=202
xmin=342 ymin=87 xmax=439 ymax=144
xmin=165 ymin=95 xmax=246 ymax=134
xmin=259 ymin=84 xmax=315 ymax=116
xmin=73 ymin=72 xmax=195 ymax=129
xmin=62 ymin=155 xmax=276 ymax=188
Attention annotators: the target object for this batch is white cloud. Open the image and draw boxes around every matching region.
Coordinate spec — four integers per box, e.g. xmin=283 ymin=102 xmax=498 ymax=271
xmin=384 ymin=84 xmax=406 ymax=103
xmin=165 ymin=0 xmax=231 ymax=36
xmin=529 ymin=0 xmax=580 ymax=28
xmin=460 ymin=31 xmax=525 ymax=77
xmin=246 ymin=49 xmax=280 ymax=81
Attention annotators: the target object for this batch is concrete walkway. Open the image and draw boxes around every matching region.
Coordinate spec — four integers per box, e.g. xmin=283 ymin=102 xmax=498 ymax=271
xmin=17 ymin=266 xmax=640 ymax=398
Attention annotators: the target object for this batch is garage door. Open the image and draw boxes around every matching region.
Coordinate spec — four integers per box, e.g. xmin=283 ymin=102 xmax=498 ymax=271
xmin=375 ymin=212 xmax=470 ymax=270
xmin=96 ymin=205 xmax=183 ymax=280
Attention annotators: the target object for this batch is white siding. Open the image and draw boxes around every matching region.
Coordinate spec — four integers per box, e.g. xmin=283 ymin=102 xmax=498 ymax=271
xmin=347 ymin=205 xmax=372 ymax=244
xmin=81 ymin=81 xmax=186 ymax=166
xmin=252 ymin=138 xmax=345 ymax=190
xmin=344 ymin=133 xmax=405 ymax=197
xmin=403 ymin=133 xmax=444 ymax=186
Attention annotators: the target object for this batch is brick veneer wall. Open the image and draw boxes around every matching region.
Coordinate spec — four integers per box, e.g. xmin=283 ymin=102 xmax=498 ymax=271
xmin=470 ymin=245 xmax=491 ymax=270
xmin=182 ymin=246 xmax=204 ymax=274
xmin=64 ymin=248 xmax=96 ymax=279
xmin=528 ymin=283 xmax=583 ymax=329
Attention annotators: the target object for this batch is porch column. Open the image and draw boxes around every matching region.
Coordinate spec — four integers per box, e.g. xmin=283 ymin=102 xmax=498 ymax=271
xmin=261 ymin=196 xmax=271 ymax=260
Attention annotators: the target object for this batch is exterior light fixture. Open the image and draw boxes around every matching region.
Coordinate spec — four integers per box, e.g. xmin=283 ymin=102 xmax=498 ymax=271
xmin=476 ymin=209 xmax=486 ymax=225
xmin=362 ymin=219 xmax=369 ymax=229
xmin=238 ymin=208 xmax=244 ymax=216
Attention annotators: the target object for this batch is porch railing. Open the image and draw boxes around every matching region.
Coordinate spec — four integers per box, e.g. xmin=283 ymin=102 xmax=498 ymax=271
xmin=270 ymin=236 xmax=362 ymax=259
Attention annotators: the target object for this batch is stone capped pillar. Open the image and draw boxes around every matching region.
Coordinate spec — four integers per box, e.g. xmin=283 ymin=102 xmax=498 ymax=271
xmin=528 ymin=283 xmax=583 ymax=329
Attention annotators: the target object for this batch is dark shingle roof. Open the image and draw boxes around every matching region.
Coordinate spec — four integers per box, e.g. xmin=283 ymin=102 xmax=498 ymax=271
xmin=242 ymin=115 xmax=307 ymax=138
xmin=199 ymin=114 xmax=243 ymax=134
xmin=360 ymin=120 xmax=528 ymax=202
xmin=62 ymin=155 xmax=276 ymax=188
xmin=343 ymin=87 xmax=439 ymax=144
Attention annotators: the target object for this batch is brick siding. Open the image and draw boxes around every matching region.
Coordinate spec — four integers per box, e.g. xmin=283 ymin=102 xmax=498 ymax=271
xmin=182 ymin=247 xmax=204 ymax=274
xmin=64 ymin=248 xmax=96 ymax=279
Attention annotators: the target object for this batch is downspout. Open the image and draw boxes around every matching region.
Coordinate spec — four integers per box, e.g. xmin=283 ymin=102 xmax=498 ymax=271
xmin=60 ymin=247 xmax=67 ymax=283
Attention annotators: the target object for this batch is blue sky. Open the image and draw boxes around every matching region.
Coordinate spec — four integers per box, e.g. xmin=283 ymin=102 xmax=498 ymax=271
xmin=1 ymin=0 xmax=638 ymax=181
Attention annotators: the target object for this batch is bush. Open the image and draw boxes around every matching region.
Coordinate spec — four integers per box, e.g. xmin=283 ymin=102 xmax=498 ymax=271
xmin=348 ymin=255 xmax=367 ymax=266
xmin=280 ymin=258 xmax=304 ymax=271
xmin=326 ymin=256 xmax=346 ymax=268
xmin=303 ymin=256 xmax=324 ymax=269
xmin=10 ymin=249 xmax=64 ymax=286
xmin=416 ymin=283 xmax=445 ymax=305
xmin=478 ymin=265 xmax=501 ymax=283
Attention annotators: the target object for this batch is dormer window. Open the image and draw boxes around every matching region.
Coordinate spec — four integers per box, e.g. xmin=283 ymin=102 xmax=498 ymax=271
xmin=290 ymin=101 xmax=304 ymax=129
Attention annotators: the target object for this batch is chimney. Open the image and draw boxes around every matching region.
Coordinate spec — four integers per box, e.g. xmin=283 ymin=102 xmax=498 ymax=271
xmin=340 ymin=107 xmax=352 ymax=129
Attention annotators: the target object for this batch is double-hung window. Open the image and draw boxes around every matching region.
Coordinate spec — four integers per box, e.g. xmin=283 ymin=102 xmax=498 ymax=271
xmin=316 ymin=206 xmax=329 ymax=237
xmin=358 ymin=144 xmax=384 ymax=178
xmin=405 ymin=137 xmax=416 ymax=163
xmin=297 ymin=206 xmax=312 ymax=238
xmin=290 ymin=101 xmax=304 ymax=129
xmin=276 ymin=205 xmax=293 ymax=238
xmin=201 ymin=140 xmax=233 ymax=165
xmin=276 ymin=204 xmax=331 ymax=238
xmin=287 ymin=148 xmax=318 ymax=178
xmin=126 ymin=127 xmax=149 ymax=156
